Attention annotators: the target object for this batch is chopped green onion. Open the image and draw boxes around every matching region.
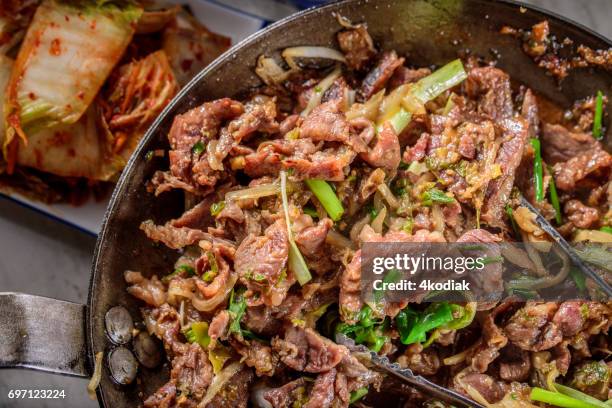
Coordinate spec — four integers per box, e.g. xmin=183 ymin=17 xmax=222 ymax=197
xmin=281 ymin=171 xmax=312 ymax=285
xmin=593 ymin=90 xmax=604 ymax=140
xmin=210 ymin=201 xmax=226 ymax=216
xmin=548 ymin=166 xmax=562 ymax=224
xmin=336 ymin=305 xmax=388 ymax=352
xmin=374 ymin=269 xmax=401 ymax=302
xmin=555 ymin=384 xmax=609 ymax=408
xmin=228 ymin=288 xmax=247 ymax=335
xmin=531 ymin=138 xmax=544 ymax=202
xmin=421 ymin=188 xmax=455 ymax=206
xmin=481 ymin=256 xmax=504 ymax=265
xmin=184 ymin=322 xmax=210 ymax=348
xmin=305 ymin=179 xmax=344 ymax=221
xmin=192 ymin=141 xmax=205 ymax=155
xmin=163 ymin=264 xmax=195 ymax=282
xmin=384 ymin=107 xmax=412 ymax=134
xmin=397 ymin=303 xmax=454 ymax=345
xmin=409 ymin=59 xmax=468 ymax=104
xmin=569 ymin=267 xmax=587 ymax=292
xmin=303 ymin=206 xmax=319 ymax=218
xmin=530 ymin=387 xmax=602 ymax=408
xmin=349 ymin=387 xmax=369 ymax=404
xmin=382 ymin=59 xmax=467 ymax=135
xmin=505 ymin=204 xmax=520 ymax=236
xmin=600 ymin=226 xmax=612 ymax=234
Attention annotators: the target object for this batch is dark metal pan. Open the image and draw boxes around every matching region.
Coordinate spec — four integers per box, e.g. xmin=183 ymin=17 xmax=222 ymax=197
xmin=2 ymin=0 xmax=612 ymax=406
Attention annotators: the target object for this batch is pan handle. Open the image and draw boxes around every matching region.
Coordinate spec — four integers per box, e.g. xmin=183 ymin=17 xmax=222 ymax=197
xmin=0 ymin=292 xmax=88 ymax=378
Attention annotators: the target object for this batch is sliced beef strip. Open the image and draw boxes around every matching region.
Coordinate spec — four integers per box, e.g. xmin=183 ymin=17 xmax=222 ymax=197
xmin=397 ymin=343 xmax=441 ymax=376
xmin=504 ymin=302 xmax=563 ymax=351
xmin=243 ymin=138 xmax=318 ymax=178
xmin=215 ymin=95 xmax=279 ymax=162
xmin=294 ymin=216 xmax=334 ymax=274
xmin=465 ymin=66 xmax=513 ymax=121
xmin=457 ymin=229 xmax=503 ymax=294
xmin=358 ymin=168 xmax=385 ymax=202
xmin=208 ymin=310 xmax=230 ymax=342
xmin=482 ymin=118 xmax=529 ymax=227
xmin=272 ymin=326 xmax=347 ymax=373
xmin=337 ymin=24 xmax=376 ymax=71
xmin=234 ymin=219 xmax=289 ymax=304
xmin=452 ymin=372 xmax=508 ymax=404
xmin=553 ymin=147 xmax=612 ymax=190
xmin=125 ymin=271 xmax=167 ymax=307
xmin=403 ymin=133 xmax=430 ymax=163
xmin=541 ymin=123 xmax=597 ymax=164
xmin=499 ymin=345 xmax=531 ymax=382
xmin=360 ymin=121 xmax=401 ymax=171
xmin=359 ymin=50 xmax=405 ymax=99
xmin=204 ymin=366 xmax=254 ymax=408
xmin=339 ymin=249 xmax=362 ymax=324
xmin=143 ymin=380 xmax=177 ymax=408
xmin=521 ymin=88 xmax=540 ymax=138
xmin=284 ymin=146 xmax=356 ymax=181
xmin=303 ymin=369 xmax=337 ymax=408
xmin=171 ymin=342 xmax=213 ymax=401
xmin=552 ymin=301 xmax=586 ymax=337
xmin=263 ymin=378 xmax=308 ymax=407
xmin=300 ymin=99 xmax=350 ymax=143
xmin=168 ymin=98 xmax=243 ymax=187
xmin=565 ymin=199 xmax=599 ymax=229
xmin=231 ymin=339 xmax=279 ymax=377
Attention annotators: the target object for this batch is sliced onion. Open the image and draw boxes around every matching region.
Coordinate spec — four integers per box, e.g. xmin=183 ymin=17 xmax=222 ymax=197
xmin=501 ymin=245 xmax=536 ymax=270
xmin=281 ymin=171 xmax=312 ymax=285
xmin=346 ymin=90 xmax=384 ymax=121
xmin=282 ymin=46 xmax=346 ymax=71
xmin=507 ymin=247 xmax=570 ymax=290
xmin=199 ymin=361 xmax=243 ymax=407
xmin=225 ymin=183 xmax=280 ymax=201
xmin=207 ymin=140 xmax=223 ymax=171
xmin=371 ymin=206 xmax=387 ymax=234
xmin=432 ymin=204 xmax=445 ymax=233
xmin=573 ymin=229 xmax=612 ymax=243
xmin=326 ymin=229 xmax=354 ymax=249
xmin=167 ymin=279 xmax=195 ymax=305
xmin=350 ymin=214 xmax=371 ymax=243
xmin=301 ymin=65 xmax=342 ymax=116
xmin=377 ymin=183 xmax=399 ymax=210
xmin=87 ymin=351 xmax=103 ymax=400
xmin=251 ymin=383 xmax=273 ymax=408
xmin=192 ymin=273 xmax=237 ymax=312
xmin=255 ymin=55 xmax=292 ymax=85
xmin=443 ymin=349 xmax=469 ymax=366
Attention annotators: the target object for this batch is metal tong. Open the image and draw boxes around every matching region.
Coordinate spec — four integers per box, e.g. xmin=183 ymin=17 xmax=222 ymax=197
xmin=519 ymin=196 xmax=612 ymax=297
xmin=336 ymin=334 xmax=486 ymax=408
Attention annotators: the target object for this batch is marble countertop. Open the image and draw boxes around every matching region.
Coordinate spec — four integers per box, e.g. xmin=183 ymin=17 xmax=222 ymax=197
xmin=1 ymin=0 xmax=610 ymax=407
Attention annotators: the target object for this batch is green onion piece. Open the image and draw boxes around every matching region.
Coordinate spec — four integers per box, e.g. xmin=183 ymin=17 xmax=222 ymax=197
xmin=531 ymin=138 xmax=544 ymax=202
xmin=421 ymin=188 xmax=455 ymax=206
xmin=593 ymin=90 xmax=604 ymax=140
xmin=555 ymin=384 xmax=609 ymax=408
xmin=163 ymin=264 xmax=195 ymax=282
xmin=398 ymin=303 xmax=454 ymax=345
xmin=210 ymin=201 xmax=226 ymax=216
xmin=305 ymin=179 xmax=344 ymax=221
xmin=531 ymin=387 xmax=602 ymax=408
xmin=184 ymin=322 xmax=210 ymax=348
xmin=548 ymin=165 xmax=562 ymax=224
xmin=303 ymin=206 xmax=319 ymax=218
xmin=281 ymin=171 xmax=312 ymax=285
xmin=505 ymin=204 xmax=520 ymax=236
xmin=388 ymin=59 xmax=467 ymax=135
xmin=410 ymin=59 xmax=468 ymax=104
xmin=383 ymin=107 xmax=412 ymax=134
xmin=192 ymin=141 xmax=205 ymax=155
xmin=374 ymin=269 xmax=402 ymax=302
xmin=228 ymin=288 xmax=247 ymax=335
xmin=350 ymin=387 xmax=369 ymax=404
xmin=569 ymin=267 xmax=587 ymax=292
xmin=600 ymin=226 xmax=612 ymax=234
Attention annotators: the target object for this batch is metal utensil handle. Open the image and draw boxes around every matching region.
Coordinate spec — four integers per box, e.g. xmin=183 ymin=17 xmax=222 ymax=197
xmin=520 ymin=197 xmax=612 ymax=297
xmin=0 ymin=292 xmax=88 ymax=377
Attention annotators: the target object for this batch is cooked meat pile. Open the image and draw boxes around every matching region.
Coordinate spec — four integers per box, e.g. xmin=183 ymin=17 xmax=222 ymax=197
xmin=126 ymin=20 xmax=612 ymax=408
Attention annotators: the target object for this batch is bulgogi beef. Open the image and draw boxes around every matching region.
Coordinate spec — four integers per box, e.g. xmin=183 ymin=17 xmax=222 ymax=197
xmin=127 ymin=19 xmax=612 ymax=408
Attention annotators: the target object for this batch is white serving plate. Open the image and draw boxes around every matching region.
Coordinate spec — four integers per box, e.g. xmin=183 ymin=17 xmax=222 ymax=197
xmin=0 ymin=0 xmax=273 ymax=236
